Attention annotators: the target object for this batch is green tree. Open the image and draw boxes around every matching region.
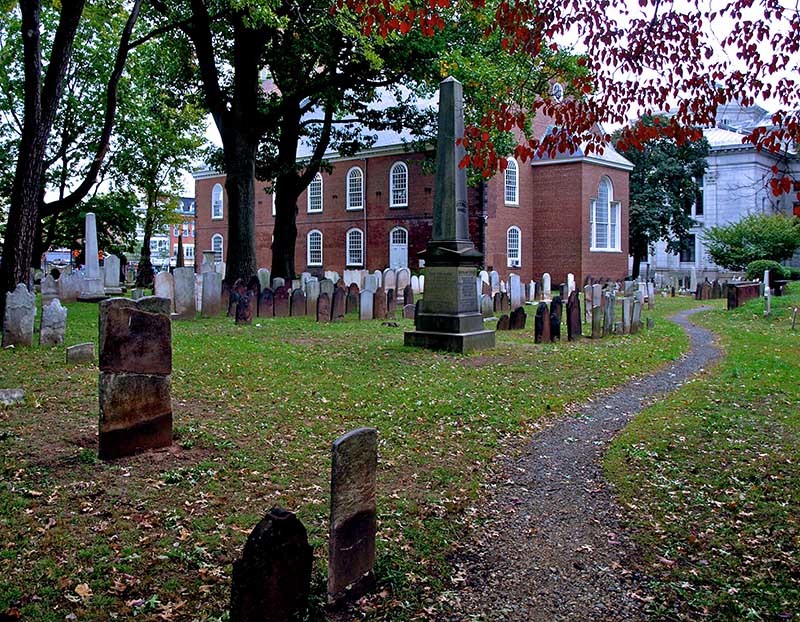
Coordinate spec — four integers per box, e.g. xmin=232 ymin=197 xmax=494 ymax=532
xmin=703 ymin=213 xmax=800 ymax=271
xmin=616 ymin=116 xmax=709 ymax=278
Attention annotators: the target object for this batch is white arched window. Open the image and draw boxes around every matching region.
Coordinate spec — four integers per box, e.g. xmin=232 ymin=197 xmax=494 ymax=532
xmin=590 ymin=176 xmax=621 ymax=251
xmin=211 ymin=183 xmax=224 ymax=219
xmin=211 ymin=234 xmax=223 ymax=263
xmin=346 ymin=167 xmax=364 ymax=210
xmin=307 ymin=173 xmax=323 ymax=213
xmin=507 ymin=226 xmax=521 ymax=267
xmin=307 ymin=230 xmax=323 ymax=266
xmin=389 ymin=162 xmax=408 ymax=208
xmin=346 ymin=228 xmax=364 ymax=266
xmin=504 ymin=158 xmax=519 ymax=205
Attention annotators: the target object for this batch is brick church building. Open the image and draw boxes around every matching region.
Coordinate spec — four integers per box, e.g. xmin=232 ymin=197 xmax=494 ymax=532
xmin=194 ymin=122 xmax=632 ymax=286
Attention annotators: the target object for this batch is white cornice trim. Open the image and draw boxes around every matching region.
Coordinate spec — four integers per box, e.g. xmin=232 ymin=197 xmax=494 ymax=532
xmin=529 ymin=155 xmax=634 ymax=172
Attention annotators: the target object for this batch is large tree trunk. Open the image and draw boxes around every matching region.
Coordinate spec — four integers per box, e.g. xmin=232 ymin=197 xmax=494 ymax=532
xmin=271 ymin=176 xmax=299 ymax=279
xmin=221 ymin=131 xmax=259 ymax=285
xmin=135 ymin=206 xmax=156 ymax=288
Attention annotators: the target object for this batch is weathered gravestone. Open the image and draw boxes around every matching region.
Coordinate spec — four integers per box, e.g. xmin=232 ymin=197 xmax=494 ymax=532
xmin=534 ymin=302 xmax=550 ymax=343
xmin=173 ymin=267 xmax=196 ymax=319
xmin=549 ymin=296 xmax=562 ymax=341
xmin=317 ymin=292 xmax=331 ymax=323
xmin=541 ymin=273 xmax=551 ymax=300
xmin=104 ymin=254 xmax=123 ymax=294
xmin=40 ymin=299 xmax=67 ymax=346
xmin=274 ymin=286 xmax=290 ymax=317
xmin=403 ymin=304 xmax=415 ymax=320
xmin=631 ymin=293 xmax=643 ymax=334
xmin=290 ymin=289 xmax=307 ymax=316
xmin=201 ymin=272 xmax=223 ymax=317
xmin=591 ymin=304 xmax=603 ymax=339
xmin=331 ymin=287 xmax=346 ymax=322
xmin=346 ymin=284 xmax=360 ymax=315
xmin=272 ymin=277 xmax=285 ymax=290
xmin=386 ymin=288 xmax=396 ymax=317
xmin=396 ymin=268 xmax=411 ymax=295
xmin=319 ymin=278 xmax=335 ymax=301
xmin=257 ymin=288 xmax=275 ymax=318
xmin=497 ymin=314 xmax=510 ymax=330
xmin=364 ymin=274 xmax=379 ymax=293
xmin=98 ymin=297 xmax=172 ymax=460
xmin=509 ymin=306 xmax=526 ymax=330
xmin=2 ymin=283 xmax=35 ymax=347
xmin=583 ymin=284 xmax=593 ymax=323
xmin=305 ymin=279 xmax=320 ymax=313
xmin=257 ymin=268 xmax=271 ymax=292
xmin=622 ymin=297 xmax=632 ymax=335
xmin=328 ymin=428 xmax=378 ymax=605
xmin=236 ymin=293 xmax=254 ymax=325
xmin=359 ymin=290 xmax=374 ymax=320
xmin=480 ymin=294 xmax=493 ymax=318
xmin=41 ymin=274 xmax=59 ymax=308
xmin=154 ymin=272 xmax=175 ymax=312
xmin=566 ymin=290 xmax=582 ymax=341
xmin=509 ymin=274 xmax=522 ymax=309
xmin=489 ymin=270 xmax=500 ymax=294
xmin=58 ymin=272 xmax=83 ymax=303
xmin=402 ymin=284 xmax=413 ymax=307
xmin=373 ymin=287 xmax=387 ymax=320
xmin=66 ymin=342 xmax=94 ymax=364
xmin=230 ymin=508 xmax=313 ymax=622
xmin=79 ymin=212 xmax=106 ymax=301
xmin=603 ymin=292 xmax=616 ymax=335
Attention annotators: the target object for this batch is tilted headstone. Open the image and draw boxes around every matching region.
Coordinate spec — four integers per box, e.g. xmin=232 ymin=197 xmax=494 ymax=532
xmin=373 ymin=287 xmax=387 ymax=320
xmin=534 ymin=302 xmax=550 ymax=344
xmin=66 ymin=342 xmax=94 ymax=364
xmin=98 ymin=297 xmax=172 ymax=459
xmin=230 ymin=508 xmax=313 ymax=622
xmin=154 ymin=272 xmax=175 ymax=312
xmin=274 ymin=286 xmax=290 ymax=317
xmin=328 ymin=428 xmax=378 ymax=605
xmin=40 ymin=298 xmax=67 ymax=346
xmin=258 ymin=287 xmax=275 ymax=317
xmin=331 ymin=287 xmax=346 ymax=322
xmin=173 ymin=267 xmax=196 ymax=319
xmin=257 ymin=268 xmax=271 ymax=291
xmin=359 ymin=290 xmax=374 ymax=320
xmin=566 ymin=290 xmax=582 ymax=341
xmin=201 ymin=272 xmax=223 ymax=317
xmin=41 ymin=274 xmax=59 ymax=308
xmin=480 ymin=294 xmax=494 ymax=318
xmin=2 ymin=283 xmax=35 ymax=347
xmin=317 ymin=292 xmax=331 ymax=323
xmin=509 ymin=306 xmax=526 ymax=330
xmin=290 ymin=288 xmax=307 ymax=317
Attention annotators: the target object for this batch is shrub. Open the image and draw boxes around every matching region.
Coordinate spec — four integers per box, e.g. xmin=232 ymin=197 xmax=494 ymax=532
xmin=787 ymin=267 xmax=800 ymax=280
xmin=703 ymin=213 xmax=800 ymax=270
xmin=745 ymin=260 xmax=790 ymax=282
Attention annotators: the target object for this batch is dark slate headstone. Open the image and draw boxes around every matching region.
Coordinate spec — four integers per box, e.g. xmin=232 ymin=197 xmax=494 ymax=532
xmin=559 ymin=283 xmax=568 ymax=299
xmin=549 ymin=309 xmax=561 ymax=342
xmin=66 ymin=342 xmax=94 ymax=364
xmin=373 ymin=287 xmax=387 ymax=320
xmin=386 ymin=288 xmax=396 ymax=317
xmin=247 ymin=275 xmax=261 ymax=298
xmin=403 ymin=304 xmax=415 ymax=320
xmin=550 ymin=296 xmax=563 ymax=324
xmin=258 ymin=288 xmax=275 ymax=318
xmin=290 ymin=288 xmax=307 ymax=317
xmin=534 ymin=302 xmax=550 ymax=344
xmin=402 ymin=284 xmax=414 ymax=306
xmin=509 ymin=307 xmax=526 ymax=330
xmin=566 ymin=290 xmax=582 ymax=341
xmin=317 ymin=292 xmax=331 ymax=323
xmin=221 ymin=282 xmax=231 ymax=315
xmin=236 ymin=294 xmax=254 ymax=325
xmin=335 ymin=278 xmax=347 ymax=291
xmin=500 ymin=292 xmax=510 ymax=312
xmin=497 ymin=314 xmax=510 ymax=330
xmin=711 ymin=280 xmax=722 ymax=300
xmin=99 ymin=299 xmax=171 ymax=375
xmin=346 ymin=284 xmax=360 ymax=315
xmin=230 ymin=508 xmax=313 ymax=622
xmin=493 ymin=292 xmax=503 ymax=313
xmin=273 ymin=286 xmax=290 ymax=317
xmin=332 ymin=287 xmax=346 ymax=322
xmin=482 ymin=280 xmax=491 ymax=297
xmin=328 ymin=428 xmax=378 ymax=605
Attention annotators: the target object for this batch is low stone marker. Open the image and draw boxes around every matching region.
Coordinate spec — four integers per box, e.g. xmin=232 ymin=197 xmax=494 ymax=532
xmin=509 ymin=307 xmax=526 ymax=330
xmin=66 ymin=342 xmax=94 ymax=364
xmin=40 ymin=299 xmax=67 ymax=346
xmin=236 ymin=293 xmax=254 ymax=325
xmin=328 ymin=427 xmax=378 ymax=605
xmin=0 ymin=388 xmax=24 ymax=406
xmin=98 ymin=297 xmax=172 ymax=460
xmin=2 ymin=283 xmax=35 ymax=347
xmin=497 ymin=314 xmax=510 ymax=330
xmin=230 ymin=508 xmax=313 ymax=622
xmin=403 ymin=304 xmax=415 ymax=319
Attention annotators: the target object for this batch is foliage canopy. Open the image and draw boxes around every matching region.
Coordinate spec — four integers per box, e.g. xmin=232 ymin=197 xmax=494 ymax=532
xmin=703 ymin=213 xmax=800 ymax=271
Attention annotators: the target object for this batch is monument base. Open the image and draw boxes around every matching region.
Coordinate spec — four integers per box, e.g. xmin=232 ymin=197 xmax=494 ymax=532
xmin=79 ymin=278 xmax=107 ymax=302
xmin=404 ymin=328 xmax=495 ymax=353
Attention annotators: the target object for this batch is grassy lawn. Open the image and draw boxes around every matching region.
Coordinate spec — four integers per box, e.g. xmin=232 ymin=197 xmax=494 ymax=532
xmin=606 ymin=284 xmax=800 ymax=620
xmin=1 ymin=294 xmax=695 ymax=621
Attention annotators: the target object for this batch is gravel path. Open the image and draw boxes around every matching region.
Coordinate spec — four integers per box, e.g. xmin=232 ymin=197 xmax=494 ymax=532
xmin=444 ymin=307 xmax=722 ymax=621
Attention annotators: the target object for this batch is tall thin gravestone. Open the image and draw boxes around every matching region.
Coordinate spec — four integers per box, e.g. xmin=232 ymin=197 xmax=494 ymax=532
xmin=79 ymin=212 xmax=106 ymax=301
xmin=404 ymin=77 xmax=494 ymax=352
xmin=328 ymin=428 xmax=378 ymax=605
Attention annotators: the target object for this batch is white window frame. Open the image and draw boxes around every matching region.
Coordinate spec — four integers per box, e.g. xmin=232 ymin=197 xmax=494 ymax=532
xmin=346 ymin=228 xmax=364 ymax=266
xmin=506 ymin=226 xmax=521 ymax=267
xmin=504 ymin=158 xmax=519 ymax=205
xmin=590 ymin=177 xmax=621 ymax=252
xmin=307 ymin=230 xmax=323 ymax=266
xmin=211 ymin=183 xmax=224 ymax=220
xmin=389 ymin=162 xmax=408 ymax=208
xmin=346 ymin=167 xmax=364 ymax=211
xmin=211 ymin=233 xmax=223 ymax=262
xmin=185 ymin=244 xmax=195 ymax=259
xmin=307 ymin=173 xmax=323 ymax=213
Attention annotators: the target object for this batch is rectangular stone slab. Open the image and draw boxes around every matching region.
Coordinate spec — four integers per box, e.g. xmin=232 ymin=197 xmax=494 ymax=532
xmin=99 ymin=299 xmax=171 ymax=375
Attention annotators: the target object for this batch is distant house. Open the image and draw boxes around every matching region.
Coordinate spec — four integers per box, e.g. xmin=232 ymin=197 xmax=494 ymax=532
xmin=194 ymin=119 xmax=634 ymax=286
xmin=648 ymin=102 xmax=800 ymax=280
xmin=131 ymin=197 xmax=196 ymax=271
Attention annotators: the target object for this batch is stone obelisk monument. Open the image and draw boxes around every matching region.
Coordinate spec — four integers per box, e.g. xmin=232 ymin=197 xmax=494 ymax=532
xmin=404 ymin=77 xmax=495 ymax=352
xmin=78 ymin=212 xmax=107 ymax=301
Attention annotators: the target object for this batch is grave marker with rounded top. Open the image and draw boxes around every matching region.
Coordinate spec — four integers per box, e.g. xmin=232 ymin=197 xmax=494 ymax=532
xmin=317 ymin=292 xmax=331 ymax=323
xmin=328 ymin=427 xmax=378 ymax=605
xmin=40 ymin=298 xmax=67 ymax=346
xmin=290 ymin=288 xmax=307 ymax=316
xmin=2 ymin=283 xmax=35 ymax=347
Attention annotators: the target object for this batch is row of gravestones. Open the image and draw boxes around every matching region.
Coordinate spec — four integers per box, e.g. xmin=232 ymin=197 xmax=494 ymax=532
xmin=2 ymin=284 xmax=69 ymax=348
xmin=231 ymin=427 xmax=378 ymax=621
xmin=39 ymin=255 xmax=125 ymax=304
xmin=695 ymin=278 xmax=726 ymax=301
